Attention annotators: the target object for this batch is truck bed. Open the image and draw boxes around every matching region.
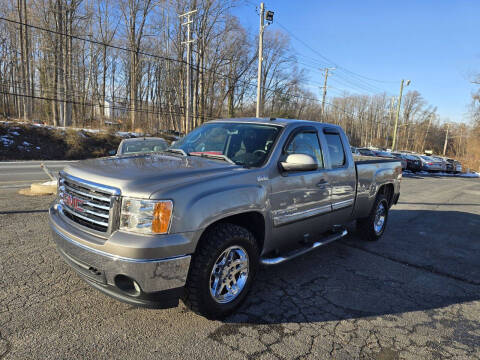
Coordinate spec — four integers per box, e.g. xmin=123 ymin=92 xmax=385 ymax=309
xmin=352 ymin=155 xmax=402 ymax=219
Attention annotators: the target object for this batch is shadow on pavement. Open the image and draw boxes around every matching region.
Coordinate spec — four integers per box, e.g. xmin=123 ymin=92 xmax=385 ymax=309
xmin=224 ymin=209 xmax=480 ymax=325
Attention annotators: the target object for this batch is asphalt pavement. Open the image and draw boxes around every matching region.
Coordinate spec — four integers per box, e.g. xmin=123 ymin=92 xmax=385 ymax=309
xmin=1 ymin=176 xmax=479 ymax=359
xmin=0 ymin=161 xmax=75 ymax=188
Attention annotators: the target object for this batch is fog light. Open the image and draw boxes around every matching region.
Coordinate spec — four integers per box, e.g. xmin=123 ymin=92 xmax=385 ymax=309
xmin=114 ymin=274 xmax=141 ymax=296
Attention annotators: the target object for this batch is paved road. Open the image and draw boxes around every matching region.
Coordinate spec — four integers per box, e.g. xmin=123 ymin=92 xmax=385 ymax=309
xmin=1 ymin=177 xmax=479 ymax=359
xmin=0 ymin=161 xmax=75 ymax=188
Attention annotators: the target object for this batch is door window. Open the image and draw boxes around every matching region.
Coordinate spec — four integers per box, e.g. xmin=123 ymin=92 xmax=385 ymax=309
xmin=285 ymin=131 xmax=324 ymax=169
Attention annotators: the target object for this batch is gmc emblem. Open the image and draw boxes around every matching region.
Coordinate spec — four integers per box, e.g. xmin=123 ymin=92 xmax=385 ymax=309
xmin=64 ymin=194 xmax=84 ymax=212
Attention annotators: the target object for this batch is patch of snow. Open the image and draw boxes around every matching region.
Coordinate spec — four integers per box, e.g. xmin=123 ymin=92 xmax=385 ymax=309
xmin=80 ymin=128 xmax=100 ymax=133
xmin=459 ymin=172 xmax=480 ymax=178
xmin=403 ymin=170 xmax=479 ymax=178
xmin=22 ymin=141 xmax=32 ymax=146
xmin=10 ymin=131 xmax=20 ymax=136
xmin=36 ymin=146 xmax=41 ymax=150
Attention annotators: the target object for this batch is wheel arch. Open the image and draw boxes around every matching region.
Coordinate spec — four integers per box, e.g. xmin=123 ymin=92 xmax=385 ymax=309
xmin=195 ymin=211 xmax=266 ymax=255
xmin=377 ymin=182 xmax=394 ymax=207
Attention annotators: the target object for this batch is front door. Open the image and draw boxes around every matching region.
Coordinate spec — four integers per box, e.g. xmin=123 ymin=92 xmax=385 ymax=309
xmin=269 ymin=127 xmax=331 ymax=251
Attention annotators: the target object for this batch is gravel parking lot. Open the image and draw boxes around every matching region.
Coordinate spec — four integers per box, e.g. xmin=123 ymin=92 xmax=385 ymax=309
xmin=1 ymin=176 xmax=479 ymax=360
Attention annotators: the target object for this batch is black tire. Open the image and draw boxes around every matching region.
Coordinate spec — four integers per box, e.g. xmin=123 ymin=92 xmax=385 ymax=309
xmin=357 ymin=194 xmax=389 ymax=241
xmin=183 ymin=223 xmax=259 ymax=319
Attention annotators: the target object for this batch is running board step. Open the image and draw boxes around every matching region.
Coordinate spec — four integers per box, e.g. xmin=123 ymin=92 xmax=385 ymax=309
xmin=260 ymin=229 xmax=348 ymax=266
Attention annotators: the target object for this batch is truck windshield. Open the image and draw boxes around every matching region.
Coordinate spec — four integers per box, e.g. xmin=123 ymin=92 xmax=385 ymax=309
xmin=172 ymin=122 xmax=281 ymax=167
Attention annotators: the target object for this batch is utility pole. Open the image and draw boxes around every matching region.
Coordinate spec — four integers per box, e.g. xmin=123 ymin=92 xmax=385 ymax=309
xmin=256 ymin=2 xmax=265 ymax=118
xmin=321 ymin=67 xmax=335 ymax=119
xmin=179 ymin=9 xmax=197 ymax=133
xmin=391 ymin=79 xmax=410 ymax=151
xmin=385 ymin=96 xmax=395 ymax=148
xmin=443 ymin=123 xmax=450 ymax=155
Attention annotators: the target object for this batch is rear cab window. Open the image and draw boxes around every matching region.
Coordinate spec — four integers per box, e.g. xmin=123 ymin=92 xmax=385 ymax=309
xmin=324 ymin=132 xmax=346 ymax=168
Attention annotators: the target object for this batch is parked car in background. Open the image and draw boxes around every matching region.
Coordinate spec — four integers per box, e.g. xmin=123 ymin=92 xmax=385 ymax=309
xmin=374 ymin=151 xmax=395 ymax=158
xmin=431 ymin=156 xmax=447 ymax=172
xmin=390 ymin=153 xmax=408 ymax=170
xmin=420 ymin=156 xmax=444 ymax=172
xmin=454 ymin=160 xmax=462 ymax=173
xmin=351 ymin=146 xmax=360 ymax=155
xmin=402 ymin=154 xmax=423 ymax=172
xmin=115 ymin=137 xmax=169 ymax=156
xmin=356 ymin=148 xmax=376 ymax=156
xmin=444 ymin=158 xmax=455 ymax=173
xmin=443 ymin=158 xmax=462 ymax=174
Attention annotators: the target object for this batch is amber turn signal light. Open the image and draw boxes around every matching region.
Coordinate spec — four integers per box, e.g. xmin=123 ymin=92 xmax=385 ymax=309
xmin=152 ymin=201 xmax=173 ymax=234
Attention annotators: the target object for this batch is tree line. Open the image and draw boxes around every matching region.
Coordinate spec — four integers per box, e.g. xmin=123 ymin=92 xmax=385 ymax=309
xmin=0 ymin=0 xmax=478 ymax=170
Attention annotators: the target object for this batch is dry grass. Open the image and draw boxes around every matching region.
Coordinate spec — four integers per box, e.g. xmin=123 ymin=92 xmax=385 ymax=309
xmin=0 ymin=121 xmax=122 ymax=160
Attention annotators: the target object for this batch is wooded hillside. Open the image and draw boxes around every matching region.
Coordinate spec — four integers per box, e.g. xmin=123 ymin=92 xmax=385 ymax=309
xmin=0 ymin=0 xmax=478 ymax=170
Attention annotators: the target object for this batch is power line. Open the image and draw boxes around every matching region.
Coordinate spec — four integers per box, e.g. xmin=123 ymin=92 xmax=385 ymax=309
xmin=0 ymin=15 xmax=375 ymax=122
xmin=274 ymin=20 xmax=399 ymax=84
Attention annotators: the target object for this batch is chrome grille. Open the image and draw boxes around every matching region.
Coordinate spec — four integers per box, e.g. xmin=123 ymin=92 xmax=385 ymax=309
xmin=58 ymin=172 xmax=120 ymax=233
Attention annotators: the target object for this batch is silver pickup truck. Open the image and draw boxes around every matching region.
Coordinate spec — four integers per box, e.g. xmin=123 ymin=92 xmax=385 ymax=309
xmin=49 ymin=118 xmax=401 ymax=318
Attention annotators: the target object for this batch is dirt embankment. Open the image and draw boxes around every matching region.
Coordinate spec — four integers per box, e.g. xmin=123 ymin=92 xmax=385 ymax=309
xmin=0 ymin=121 xmax=123 ymax=161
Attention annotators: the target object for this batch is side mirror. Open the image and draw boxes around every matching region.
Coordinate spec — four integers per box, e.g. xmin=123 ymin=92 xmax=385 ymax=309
xmin=280 ymin=154 xmax=317 ymax=172
xmin=108 ymin=150 xmax=117 ymax=156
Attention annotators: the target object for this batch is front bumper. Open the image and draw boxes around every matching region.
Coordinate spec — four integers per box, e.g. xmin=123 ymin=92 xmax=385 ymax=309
xmin=49 ymin=204 xmax=192 ymax=307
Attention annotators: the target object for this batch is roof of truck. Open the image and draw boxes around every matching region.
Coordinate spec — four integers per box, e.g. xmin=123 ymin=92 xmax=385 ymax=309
xmin=207 ymin=117 xmax=331 ymax=127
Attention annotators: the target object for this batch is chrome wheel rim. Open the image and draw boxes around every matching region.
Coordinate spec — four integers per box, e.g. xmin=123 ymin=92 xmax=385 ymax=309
xmin=209 ymin=246 xmax=249 ymax=304
xmin=374 ymin=201 xmax=386 ymax=234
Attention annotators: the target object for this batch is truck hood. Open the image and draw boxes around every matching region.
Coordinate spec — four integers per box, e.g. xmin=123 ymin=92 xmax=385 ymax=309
xmin=63 ymin=154 xmax=244 ymax=198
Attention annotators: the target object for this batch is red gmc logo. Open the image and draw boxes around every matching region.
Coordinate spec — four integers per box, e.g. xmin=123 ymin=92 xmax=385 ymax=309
xmin=64 ymin=194 xmax=84 ymax=212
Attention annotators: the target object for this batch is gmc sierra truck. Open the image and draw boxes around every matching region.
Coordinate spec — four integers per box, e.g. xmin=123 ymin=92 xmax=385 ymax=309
xmin=49 ymin=118 xmax=401 ymax=318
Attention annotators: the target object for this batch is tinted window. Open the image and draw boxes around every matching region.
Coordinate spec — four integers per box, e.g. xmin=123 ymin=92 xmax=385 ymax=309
xmin=286 ymin=131 xmax=324 ymax=168
xmin=325 ymin=133 xmax=346 ymax=168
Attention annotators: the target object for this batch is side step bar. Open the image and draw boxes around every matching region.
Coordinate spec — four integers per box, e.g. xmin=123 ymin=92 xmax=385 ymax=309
xmin=260 ymin=229 xmax=348 ymax=266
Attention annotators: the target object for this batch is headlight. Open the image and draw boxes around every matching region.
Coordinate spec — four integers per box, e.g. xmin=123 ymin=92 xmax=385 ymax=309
xmin=120 ymin=198 xmax=173 ymax=234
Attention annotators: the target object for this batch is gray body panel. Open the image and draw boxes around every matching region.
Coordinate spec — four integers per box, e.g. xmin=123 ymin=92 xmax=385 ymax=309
xmin=49 ymin=118 xmax=401 ymax=304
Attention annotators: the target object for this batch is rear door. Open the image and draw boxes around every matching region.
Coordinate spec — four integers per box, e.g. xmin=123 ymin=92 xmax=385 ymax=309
xmin=319 ymin=127 xmax=356 ymax=225
xmin=269 ymin=126 xmax=331 ymax=250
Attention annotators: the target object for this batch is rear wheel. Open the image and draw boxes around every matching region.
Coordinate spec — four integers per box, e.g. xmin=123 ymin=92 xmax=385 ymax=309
xmin=357 ymin=194 xmax=389 ymax=241
xmin=183 ymin=223 xmax=259 ymax=319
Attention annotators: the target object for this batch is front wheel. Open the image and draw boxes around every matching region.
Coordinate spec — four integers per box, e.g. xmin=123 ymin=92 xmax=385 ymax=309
xmin=357 ymin=194 xmax=389 ymax=241
xmin=183 ymin=223 xmax=259 ymax=319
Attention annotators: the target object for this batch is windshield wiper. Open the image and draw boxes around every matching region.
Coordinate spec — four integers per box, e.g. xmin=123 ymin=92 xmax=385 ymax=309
xmin=163 ymin=148 xmax=188 ymax=156
xmin=190 ymin=152 xmax=236 ymax=165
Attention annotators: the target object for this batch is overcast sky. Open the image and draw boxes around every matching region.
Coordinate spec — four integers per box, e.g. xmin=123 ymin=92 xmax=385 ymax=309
xmin=233 ymin=0 xmax=480 ymax=123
